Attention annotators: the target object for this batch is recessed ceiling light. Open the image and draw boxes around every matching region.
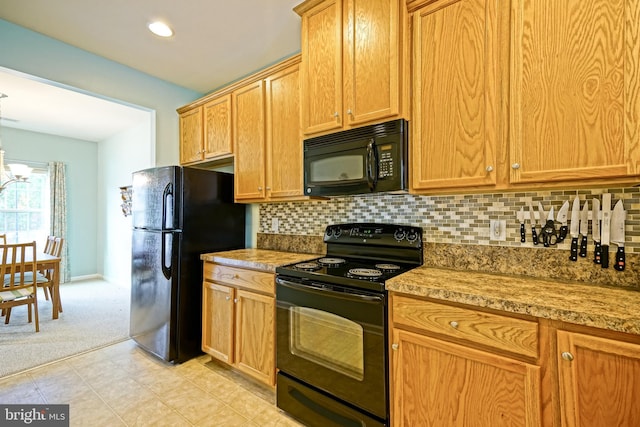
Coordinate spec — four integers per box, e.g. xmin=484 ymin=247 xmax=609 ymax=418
xmin=148 ymin=21 xmax=173 ymax=38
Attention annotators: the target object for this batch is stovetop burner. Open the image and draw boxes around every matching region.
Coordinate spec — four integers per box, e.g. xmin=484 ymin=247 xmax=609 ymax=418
xmin=375 ymin=263 xmax=401 ymax=272
xmin=293 ymin=262 xmax=321 ymax=271
xmin=318 ymin=257 xmax=346 ymax=266
xmin=347 ymin=268 xmax=384 ymax=280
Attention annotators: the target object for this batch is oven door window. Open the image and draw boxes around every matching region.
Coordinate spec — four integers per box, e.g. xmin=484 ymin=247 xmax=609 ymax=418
xmin=289 ymin=307 xmax=364 ymax=381
xmin=308 ymin=155 xmax=364 ymax=183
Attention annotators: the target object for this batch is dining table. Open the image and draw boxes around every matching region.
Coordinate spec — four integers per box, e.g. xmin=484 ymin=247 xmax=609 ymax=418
xmin=1 ymin=249 xmax=62 ymax=320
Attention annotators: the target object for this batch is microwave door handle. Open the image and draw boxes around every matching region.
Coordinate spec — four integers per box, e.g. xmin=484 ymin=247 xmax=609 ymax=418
xmin=366 ymin=139 xmax=378 ymax=191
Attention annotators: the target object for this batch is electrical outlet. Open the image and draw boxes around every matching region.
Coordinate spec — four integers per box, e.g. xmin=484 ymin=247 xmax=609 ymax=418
xmin=272 ymin=217 xmax=279 ymax=233
xmin=490 ymin=219 xmax=506 ymax=241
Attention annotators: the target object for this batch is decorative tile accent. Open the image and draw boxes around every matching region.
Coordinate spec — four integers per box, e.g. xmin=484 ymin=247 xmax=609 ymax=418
xmin=259 ymin=187 xmax=640 ymax=253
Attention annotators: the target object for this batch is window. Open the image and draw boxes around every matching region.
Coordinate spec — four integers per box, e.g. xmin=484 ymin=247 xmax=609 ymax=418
xmin=0 ymin=166 xmax=50 ymax=244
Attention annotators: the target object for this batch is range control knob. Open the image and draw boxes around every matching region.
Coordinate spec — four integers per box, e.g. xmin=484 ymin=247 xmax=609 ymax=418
xmin=406 ymin=229 xmax=419 ymax=243
xmin=333 ymin=227 xmax=342 ymax=238
xmin=394 ymin=229 xmax=407 ymax=241
xmin=325 ymin=228 xmax=334 ymax=238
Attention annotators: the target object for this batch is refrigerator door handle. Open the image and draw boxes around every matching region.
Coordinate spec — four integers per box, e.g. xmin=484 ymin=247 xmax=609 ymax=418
xmin=162 ymin=182 xmax=174 ymax=230
xmin=161 ymin=231 xmax=173 ymax=280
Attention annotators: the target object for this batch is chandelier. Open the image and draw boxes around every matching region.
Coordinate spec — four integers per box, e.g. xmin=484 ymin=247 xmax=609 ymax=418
xmin=0 ymin=93 xmax=32 ymax=194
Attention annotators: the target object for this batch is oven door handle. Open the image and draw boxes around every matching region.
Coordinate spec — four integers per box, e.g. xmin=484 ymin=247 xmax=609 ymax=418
xmin=276 ymin=277 xmax=384 ymax=304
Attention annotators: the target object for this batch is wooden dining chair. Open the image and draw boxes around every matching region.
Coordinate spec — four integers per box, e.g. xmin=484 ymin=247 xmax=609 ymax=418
xmin=0 ymin=242 xmax=40 ymax=332
xmin=38 ymin=236 xmax=64 ymax=312
xmin=0 ymin=234 xmax=6 ymax=245
xmin=43 ymin=235 xmax=55 ymax=254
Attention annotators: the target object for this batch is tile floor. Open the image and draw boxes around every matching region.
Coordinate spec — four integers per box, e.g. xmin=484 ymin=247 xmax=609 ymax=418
xmin=0 ymin=339 xmax=304 ymax=426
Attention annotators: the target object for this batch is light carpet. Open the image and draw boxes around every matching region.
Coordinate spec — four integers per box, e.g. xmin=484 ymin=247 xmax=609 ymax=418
xmin=0 ymin=279 xmax=130 ymax=378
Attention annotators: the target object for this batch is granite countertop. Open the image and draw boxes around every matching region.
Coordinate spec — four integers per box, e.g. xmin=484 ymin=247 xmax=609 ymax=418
xmin=200 ymin=248 xmax=318 ymax=273
xmin=387 ymin=266 xmax=640 ymax=336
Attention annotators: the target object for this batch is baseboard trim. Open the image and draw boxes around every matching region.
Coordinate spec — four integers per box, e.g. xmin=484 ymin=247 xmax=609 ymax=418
xmin=70 ymin=274 xmax=102 ymax=282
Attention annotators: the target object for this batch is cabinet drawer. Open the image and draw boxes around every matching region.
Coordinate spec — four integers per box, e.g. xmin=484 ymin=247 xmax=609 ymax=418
xmin=204 ymin=263 xmax=274 ymax=295
xmin=392 ymin=295 xmax=538 ymax=358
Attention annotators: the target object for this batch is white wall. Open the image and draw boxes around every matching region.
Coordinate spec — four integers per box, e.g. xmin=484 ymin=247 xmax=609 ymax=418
xmin=98 ymin=120 xmax=153 ymax=286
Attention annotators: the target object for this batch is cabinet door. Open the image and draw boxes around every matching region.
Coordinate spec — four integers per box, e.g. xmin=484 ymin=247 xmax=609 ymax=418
xmin=203 ymin=94 xmax=233 ymax=160
xmin=233 ymin=80 xmax=266 ymax=201
xmin=391 ymin=328 xmax=541 ymax=427
xmin=179 ymin=107 xmax=203 ymax=164
xmin=299 ymin=0 xmax=343 ymax=134
xmin=411 ymin=0 xmax=500 ymax=191
xmin=202 ymin=282 xmax=234 ymax=363
xmin=510 ymin=0 xmax=640 ymax=184
xmin=265 ymin=64 xmax=303 ymax=199
xmin=234 ymin=289 xmax=275 ymax=386
xmin=343 ymin=0 xmax=401 ymax=127
xmin=557 ymin=331 xmax=640 ymax=427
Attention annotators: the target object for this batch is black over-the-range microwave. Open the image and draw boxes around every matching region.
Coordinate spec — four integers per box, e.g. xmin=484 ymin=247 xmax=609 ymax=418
xmin=303 ymin=119 xmax=409 ymax=197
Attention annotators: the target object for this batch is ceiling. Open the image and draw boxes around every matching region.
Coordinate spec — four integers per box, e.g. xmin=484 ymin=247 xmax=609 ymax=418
xmin=0 ymin=0 xmax=302 ymax=142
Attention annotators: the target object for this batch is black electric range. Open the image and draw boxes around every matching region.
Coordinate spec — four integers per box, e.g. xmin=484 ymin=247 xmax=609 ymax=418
xmin=275 ymin=223 xmax=423 ymax=427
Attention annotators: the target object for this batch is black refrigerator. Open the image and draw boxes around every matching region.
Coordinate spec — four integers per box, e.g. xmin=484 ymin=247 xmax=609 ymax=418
xmin=130 ymin=166 xmax=245 ymax=363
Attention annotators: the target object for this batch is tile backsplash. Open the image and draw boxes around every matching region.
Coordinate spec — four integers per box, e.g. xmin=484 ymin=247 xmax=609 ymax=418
xmin=259 ymin=187 xmax=640 ymax=253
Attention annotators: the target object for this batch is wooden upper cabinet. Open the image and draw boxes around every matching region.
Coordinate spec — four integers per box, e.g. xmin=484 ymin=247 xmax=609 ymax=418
xmin=410 ymin=0 xmax=502 ymax=191
xmin=344 ymin=0 xmax=402 ymax=126
xmin=233 ymin=80 xmax=266 ymax=201
xmin=298 ymin=0 xmax=342 ymax=134
xmin=509 ymin=0 xmax=640 ymax=185
xmin=296 ymin=0 xmax=405 ymax=135
xmin=557 ymin=330 xmax=640 ymax=426
xmin=179 ymin=106 xmax=203 ymax=164
xmin=179 ymin=97 xmax=233 ymax=165
xmin=203 ymin=94 xmax=233 ymax=160
xmin=265 ymin=64 xmax=304 ymax=199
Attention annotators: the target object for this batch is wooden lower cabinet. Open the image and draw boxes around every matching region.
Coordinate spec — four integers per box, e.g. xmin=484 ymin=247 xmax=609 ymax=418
xmin=557 ymin=331 xmax=640 ymax=427
xmin=391 ymin=328 xmax=541 ymax=427
xmin=202 ymin=282 xmax=234 ymax=363
xmin=390 ymin=293 xmax=640 ymax=427
xmin=234 ymin=289 xmax=275 ymax=385
xmin=390 ymin=293 xmax=542 ymax=426
xmin=202 ymin=263 xmax=276 ymax=386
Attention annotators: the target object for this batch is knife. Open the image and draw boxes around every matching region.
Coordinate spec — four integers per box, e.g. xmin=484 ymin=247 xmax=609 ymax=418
xmin=569 ymin=196 xmax=580 ymax=261
xmin=611 ymin=200 xmax=626 ymax=271
xmin=601 ymin=193 xmax=611 ymax=268
xmin=556 ymin=201 xmax=570 ymax=242
xmin=528 ymin=203 xmax=538 ymax=245
xmin=518 ymin=207 xmax=525 ymax=243
xmin=579 ymin=199 xmax=589 ymax=257
xmin=592 ymin=198 xmax=601 ymax=264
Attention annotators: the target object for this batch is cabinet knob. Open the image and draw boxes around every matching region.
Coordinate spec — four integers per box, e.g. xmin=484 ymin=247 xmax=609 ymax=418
xmin=511 ymin=163 xmax=521 ymax=169
xmin=233 ymin=298 xmax=238 ymax=304
xmin=225 ymin=296 xmax=231 ymax=301
xmin=258 ymin=186 xmax=263 ymax=191
xmin=347 ymin=109 xmax=353 ymax=115
xmin=561 ymin=351 xmax=574 ymax=361
xmin=266 ymin=186 xmax=271 ymax=190
xmin=334 ymin=112 xmax=339 ymax=118
xmin=391 ymin=343 xmax=399 ymax=351
xmin=449 ymin=321 xmax=459 ymax=329
xmin=486 ymin=165 xmax=494 ymax=172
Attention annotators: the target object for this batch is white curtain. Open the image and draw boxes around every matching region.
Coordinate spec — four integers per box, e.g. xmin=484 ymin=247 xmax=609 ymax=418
xmin=49 ymin=161 xmax=70 ymax=283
